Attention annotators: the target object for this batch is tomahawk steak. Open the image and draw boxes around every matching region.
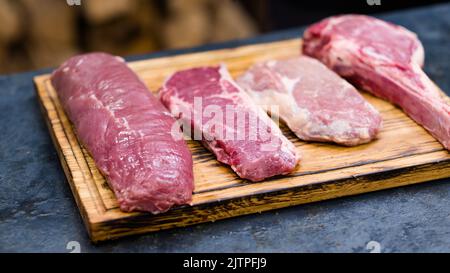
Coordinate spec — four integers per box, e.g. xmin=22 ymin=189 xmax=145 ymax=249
xmin=303 ymin=15 xmax=450 ymax=150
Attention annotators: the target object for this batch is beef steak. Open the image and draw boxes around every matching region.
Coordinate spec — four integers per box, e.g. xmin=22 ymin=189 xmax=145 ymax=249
xmin=303 ymin=15 xmax=450 ymax=150
xmin=237 ymin=56 xmax=382 ymax=146
xmin=159 ymin=65 xmax=300 ymax=182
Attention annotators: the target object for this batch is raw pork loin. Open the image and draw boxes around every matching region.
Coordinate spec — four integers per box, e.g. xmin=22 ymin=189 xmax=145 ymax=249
xmin=51 ymin=53 xmax=194 ymax=214
xmin=303 ymin=15 xmax=450 ymax=150
xmin=237 ymin=56 xmax=382 ymax=146
xmin=159 ymin=65 xmax=300 ymax=182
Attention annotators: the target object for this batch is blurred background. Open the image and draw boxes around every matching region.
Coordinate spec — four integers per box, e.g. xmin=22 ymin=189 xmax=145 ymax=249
xmin=0 ymin=0 xmax=447 ymax=74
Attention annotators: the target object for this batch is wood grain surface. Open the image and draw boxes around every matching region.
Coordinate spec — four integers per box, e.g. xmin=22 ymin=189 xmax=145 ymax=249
xmin=33 ymin=38 xmax=450 ymax=242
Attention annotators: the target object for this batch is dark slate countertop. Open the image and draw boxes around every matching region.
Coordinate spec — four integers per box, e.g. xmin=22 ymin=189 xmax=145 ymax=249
xmin=1 ymin=3 xmax=449 ymax=253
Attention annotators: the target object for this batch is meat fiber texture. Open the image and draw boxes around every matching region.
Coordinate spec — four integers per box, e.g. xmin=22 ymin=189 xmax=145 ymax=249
xmin=237 ymin=56 xmax=382 ymax=146
xmin=303 ymin=14 xmax=450 ymax=150
xmin=51 ymin=53 xmax=194 ymax=214
xmin=159 ymin=65 xmax=300 ymax=182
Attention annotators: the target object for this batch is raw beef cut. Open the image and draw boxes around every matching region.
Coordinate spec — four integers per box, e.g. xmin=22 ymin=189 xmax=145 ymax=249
xmin=51 ymin=53 xmax=194 ymax=214
xmin=159 ymin=65 xmax=300 ymax=182
xmin=237 ymin=56 xmax=382 ymax=146
xmin=303 ymin=15 xmax=450 ymax=150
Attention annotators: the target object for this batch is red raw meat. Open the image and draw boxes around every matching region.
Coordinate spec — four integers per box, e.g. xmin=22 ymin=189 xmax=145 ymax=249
xmin=237 ymin=56 xmax=382 ymax=146
xmin=51 ymin=53 xmax=194 ymax=214
xmin=159 ymin=65 xmax=300 ymax=182
xmin=303 ymin=15 xmax=450 ymax=150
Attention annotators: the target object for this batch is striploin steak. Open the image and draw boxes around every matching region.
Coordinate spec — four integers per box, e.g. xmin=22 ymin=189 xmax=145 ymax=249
xmin=303 ymin=15 xmax=450 ymax=150
xmin=51 ymin=53 xmax=194 ymax=214
xmin=237 ymin=56 xmax=382 ymax=146
xmin=159 ymin=65 xmax=300 ymax=182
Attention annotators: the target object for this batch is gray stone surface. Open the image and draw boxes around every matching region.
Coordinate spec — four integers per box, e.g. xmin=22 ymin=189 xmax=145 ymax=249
xmin=0 ymin=3 xmax=449 ymax=253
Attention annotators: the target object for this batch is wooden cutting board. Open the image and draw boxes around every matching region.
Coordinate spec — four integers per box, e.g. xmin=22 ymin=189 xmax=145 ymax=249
xmin=33 ymin=38 xmax=450 ymax=242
